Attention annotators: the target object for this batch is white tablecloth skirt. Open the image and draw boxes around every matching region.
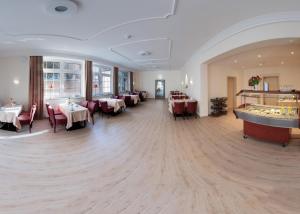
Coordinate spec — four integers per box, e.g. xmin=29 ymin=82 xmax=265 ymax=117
xmin=59 ymin=104 xmax=91 ymax=129
xmin=99 ymin=98 xmax=126 ymax=112
xmin=0 ymin=106 xmax=22 ymax=129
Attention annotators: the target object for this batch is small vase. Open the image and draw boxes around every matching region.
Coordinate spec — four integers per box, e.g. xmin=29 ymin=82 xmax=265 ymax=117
xmin=253 ymin=85 xmax=258 ymax=91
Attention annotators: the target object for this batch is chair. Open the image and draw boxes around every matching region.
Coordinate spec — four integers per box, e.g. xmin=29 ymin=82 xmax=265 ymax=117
xmin=80 ymin=100 xmax=88 ymax=108
xmin=87 ymin=101 xmax=97 ymax=125
xmin=47 ymin=105 xmax=67 ymax=133
xmin=172 ymin=102 xmax=185 ymax=120
xmin=45 ymin=103 xmax=62 ymax=126
xmin=18 ymin=104 xmax=37 ymax=133
xmin=186 ymin=101 xmax=198 ymax=119
xmin=124 ymin=96 xmax=134 ymax=107
xmin=99 ymin=101 xmax=114 ymax=118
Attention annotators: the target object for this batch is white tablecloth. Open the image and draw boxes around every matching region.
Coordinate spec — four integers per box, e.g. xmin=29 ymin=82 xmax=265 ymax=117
xmin=59 ymin=104 xmax=91 ymax=129
xmin=0 ymin=105 xmax=22 ymax=129
xmin=99 ymin=98 xmax=126 ymax=112
xmin=123 ymin=95 xmax=140 ymax=104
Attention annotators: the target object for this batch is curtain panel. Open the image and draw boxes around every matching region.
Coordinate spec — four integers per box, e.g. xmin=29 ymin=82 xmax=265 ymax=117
xmin=85 ymin=60 xmax=93 ymax=101
xmin=129 ymin=72 xmax=134 ymax=92
xmin=113 ymin=67 xmax=119 ymax=96
xmin=29 ymin=56 xmax=44 ymax=119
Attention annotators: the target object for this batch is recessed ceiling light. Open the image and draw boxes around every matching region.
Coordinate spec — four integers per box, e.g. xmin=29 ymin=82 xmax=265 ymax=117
xmin=281 ymin=61 xmax=285 ymax=65
xmin=46 ymin=0 xmax=77 ymax=16
xmin=257 ymin=54 xmax=262 ymax=58
xmin=290 ymin=51 xmax=295 ymax=55
xmin=259 ymin=63 xmax=263 ymax=67
xmin=233 ymin=59 xmax=238 ymax=64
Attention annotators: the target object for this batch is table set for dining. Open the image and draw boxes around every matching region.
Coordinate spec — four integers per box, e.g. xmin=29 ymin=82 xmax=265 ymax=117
xmin=98 ymin=98 xmax=126 ymax=112
xmin=122 ymin=94 xmax=140 ymax=104
xmin=0 ymin=105 xmax=23 ymax=130
xmin=168 ymin=99 xmax=197 ymax=113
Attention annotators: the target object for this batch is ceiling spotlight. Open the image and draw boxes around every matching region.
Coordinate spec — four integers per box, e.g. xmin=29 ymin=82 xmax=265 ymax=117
xmin=281 ymin=61 xmax=285 ymax=65
xmin=233 ymin=59 xmax=238 ymax=64
xmin=46 ymin=0 xmax=78 ymax=16
xmin=259 ymin=63 xmax=263 ymax=67
xmin=257 ymin=54 xmax=262 ymax=58
xmin=290 ymin=51 xmax=295 ymax=55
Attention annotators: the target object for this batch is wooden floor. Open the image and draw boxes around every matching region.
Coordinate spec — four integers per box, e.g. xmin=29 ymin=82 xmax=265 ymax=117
xmin=0 ymin=100 xmax=299 ymax=214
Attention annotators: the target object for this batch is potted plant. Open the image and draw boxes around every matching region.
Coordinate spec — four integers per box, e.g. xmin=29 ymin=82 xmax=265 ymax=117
xmin=248 ymin=75 xmax=262 ymax=90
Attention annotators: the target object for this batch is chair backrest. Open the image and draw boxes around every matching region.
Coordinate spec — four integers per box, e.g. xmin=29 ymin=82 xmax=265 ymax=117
xmin=173 ymin=102 xmax=185 ymax=114
xmin=186 ymin=101 xmax=198 ymax=114
xmin=88 ymin=101 xmax=97 ymax=114
xmin=30 ymin=104 xmax=37 ymax=124
xmin=47 ymin=105 xmax=55 ymax=124
xmin=124 ymin=96 xmax=131 ymax=104
xmin=99 ymin=101 xmax=108 ymax=110
xmin=80 ymin=100 xmax=88 ymax=108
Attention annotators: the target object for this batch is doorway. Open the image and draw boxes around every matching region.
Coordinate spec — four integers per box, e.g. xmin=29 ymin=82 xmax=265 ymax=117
xmin=227 ymin=77 xmax=237 ymax=111
xmin=263 ymin=76 xmax=279 ymax=105
xmin=155 ymin=80 xmax=165 ymax=99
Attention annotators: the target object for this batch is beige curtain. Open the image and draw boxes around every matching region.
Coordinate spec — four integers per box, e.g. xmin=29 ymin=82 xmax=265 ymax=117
xmin=113 ymin=67 xmax=119 ymax=96
xmin=29 ymin=56 xmax=44 ymax=119
xmin=85 ymin=60 xmax=93 ymax=101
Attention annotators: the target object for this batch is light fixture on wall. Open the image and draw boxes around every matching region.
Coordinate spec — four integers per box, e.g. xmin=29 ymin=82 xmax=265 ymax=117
xmin=13 ymin=79 xmax=20 ymax=85
xmin=184 ymin=74 xmax=189 ymax=89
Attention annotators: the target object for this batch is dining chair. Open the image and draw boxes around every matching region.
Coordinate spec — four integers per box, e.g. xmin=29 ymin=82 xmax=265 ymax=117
xmin=80 ymin=100 xmax=88 ymax=108
xmin=87 ymin=101 xmax=97 ymax=125
xmin=172 ymin=102 xmax=185 ymax=120
xmin=18 ymin=104 xmax=37 ymax=133
xmin=186 ymin=101 xmax=198 ymax=119
xmin=45 ymin=103 xmax=62 ymax=127
xmin=124 ymin=96 xmax=134 ymax=107
xmin=99 ymin=101 xmax=114 ymax=118
xmin=47 ymin=105 xmax=67 ymax=133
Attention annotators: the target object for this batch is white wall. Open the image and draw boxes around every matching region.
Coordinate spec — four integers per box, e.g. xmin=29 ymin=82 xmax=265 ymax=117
xmin=133 ymin=70 xmax=181 ymax=98
xmin=181 ymin=20 xmax=300 ymax=117
xmin=0 ymin=56 xmax=29 ymax=109
xmin=242 ymin=66 xmax=300 ymax=90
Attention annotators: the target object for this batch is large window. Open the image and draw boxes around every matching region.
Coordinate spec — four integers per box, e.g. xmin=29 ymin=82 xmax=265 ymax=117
xmin=92 ymin=64 xmax=113 ymax=97
xmin=43 ymin=57 xmax=84 ymax=99
xmin=118 ymin=71 xmax=129 ymax=93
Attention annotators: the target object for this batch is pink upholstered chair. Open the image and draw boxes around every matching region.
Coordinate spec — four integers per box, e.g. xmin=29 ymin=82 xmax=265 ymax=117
xmin=172 ymin=102 xmax=185 ymax=120
xmin=45 ymin=103 xmax=62 ymax=126
xmin=99 ymin=101 xmax=114 ymax=118
xmin=80 ymin=100 xmax=88 ymax=108
xmin=186 ymin=101 xmax=198 ymax=119
xmin=18 ymin=104 xmax=37 ymax=133
xmin=47 ymin=105 xmax=67 ymax=133
xmin=124 ymin=96 xmax=134 ymax=107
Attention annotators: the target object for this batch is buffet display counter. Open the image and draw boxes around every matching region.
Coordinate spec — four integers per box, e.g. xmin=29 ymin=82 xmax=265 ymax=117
xmin=233 ymin=90 xmax=300 ymax=147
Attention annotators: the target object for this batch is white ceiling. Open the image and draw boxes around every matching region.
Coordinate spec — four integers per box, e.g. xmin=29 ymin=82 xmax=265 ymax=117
xmin=0 ymin=0 xmax=300 ymax=71
xmin=208 ymin=38 xmax=300 ymax=69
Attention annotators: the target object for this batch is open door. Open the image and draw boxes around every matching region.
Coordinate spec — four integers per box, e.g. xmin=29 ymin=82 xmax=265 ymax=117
xmin=155 ymin=80 xmax=165 ymax=99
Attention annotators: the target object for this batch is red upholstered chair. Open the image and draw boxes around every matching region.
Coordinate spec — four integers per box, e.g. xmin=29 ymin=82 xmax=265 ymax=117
xmin=45 ymin=103 xmax=62 ymax=126
xmin=80 ymin=100 xmax=88 ymax=108
xmin=186 ymin=101 xmax=198 ymax=119
xmin=172 ymin=102 xmax=185 ymax=120
xmin=99 ymin=101 xmax=114 ymax=118
xmin=124 ymin=96 xmax=134 ymax=107
xmin=18 ymin=104 xmax=37 ymax=133
xmin=87 ymin=101 xmax=97 ymax=125
xmin=173 ymin=96 xmax=179 ymax=100
xmin=47 ymin=105 xmax=67 ymax=133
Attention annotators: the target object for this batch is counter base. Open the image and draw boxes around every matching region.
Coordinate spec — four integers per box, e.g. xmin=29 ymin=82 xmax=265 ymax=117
xmin=243 ymin=121 xmax=291 ymax=147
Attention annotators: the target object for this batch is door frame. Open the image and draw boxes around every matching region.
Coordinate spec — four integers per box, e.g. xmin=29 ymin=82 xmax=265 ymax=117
xmin=155 ymin=80 xmax=165 ymax=99
xmin=227 ymin=76 xmax=237 ymax=110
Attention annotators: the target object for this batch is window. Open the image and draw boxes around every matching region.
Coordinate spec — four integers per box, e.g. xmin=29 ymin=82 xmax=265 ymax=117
xmin=118 ymin=71 xmax=129 ymax=93
xmin=92 ymin=64 xmax=113 ymax=97
xmin=43 ymin=57 xmax=84 ymax=99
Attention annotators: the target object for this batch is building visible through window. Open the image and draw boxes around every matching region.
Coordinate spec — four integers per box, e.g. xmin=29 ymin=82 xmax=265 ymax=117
xmin=43 ymin=57 xmax=84 ymax=99
xmin=92 ymin=64 xmax=113 ymax=97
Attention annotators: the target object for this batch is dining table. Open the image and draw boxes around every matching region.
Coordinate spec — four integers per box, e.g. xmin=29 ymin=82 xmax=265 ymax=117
xmin=59 ymin=103 xmax=92 ymax=129
xmin=0 ymin=105 xmax=23 ymax=130
xmin=99 ymin=98 xmax=126 ymax=112
xmin=123 ymin=94 xmax=140 ymax=104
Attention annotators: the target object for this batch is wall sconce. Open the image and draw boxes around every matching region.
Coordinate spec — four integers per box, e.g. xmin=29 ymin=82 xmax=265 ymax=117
xmin=190 ymin=80 xmax=193 ymax=85
xmin=184 ymin=74 xmax=189 ymax=89
xmin=13 ymin=79 xmax=20 ymax=85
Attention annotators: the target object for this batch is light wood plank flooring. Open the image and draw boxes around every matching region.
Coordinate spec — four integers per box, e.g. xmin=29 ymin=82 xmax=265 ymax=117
xmin=0 ymin=100 xmax=299 ymax=214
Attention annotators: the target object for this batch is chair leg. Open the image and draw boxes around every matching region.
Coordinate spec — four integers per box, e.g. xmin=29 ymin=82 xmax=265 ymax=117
xmin=29 ymin=124 xmax=32 ymax=133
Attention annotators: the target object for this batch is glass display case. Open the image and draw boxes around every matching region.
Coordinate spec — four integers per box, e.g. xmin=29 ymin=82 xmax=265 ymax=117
xmin=233 ymin=90 xmax=300 ymax=146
